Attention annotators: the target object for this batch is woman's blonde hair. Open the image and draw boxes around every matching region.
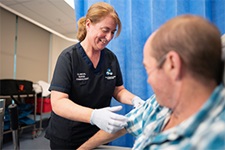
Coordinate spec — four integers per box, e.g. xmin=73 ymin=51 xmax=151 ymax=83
xmin=76 ymin=2 xmax=121 ymax=41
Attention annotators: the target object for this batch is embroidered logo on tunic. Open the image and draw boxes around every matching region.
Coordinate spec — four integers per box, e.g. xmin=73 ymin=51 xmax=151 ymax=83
xmin=76 ymin=73 xmax=89 ymax=81
xmin=105 ymin=68 xmax=116 ymax=80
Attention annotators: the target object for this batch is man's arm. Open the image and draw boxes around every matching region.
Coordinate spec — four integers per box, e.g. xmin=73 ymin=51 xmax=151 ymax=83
xmin=77 ymin=128 xmax=127 ymax=150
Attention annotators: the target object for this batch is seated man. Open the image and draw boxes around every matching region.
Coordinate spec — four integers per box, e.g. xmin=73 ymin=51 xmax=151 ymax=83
xmin=78 ymin=15 xmax=225 ymax=150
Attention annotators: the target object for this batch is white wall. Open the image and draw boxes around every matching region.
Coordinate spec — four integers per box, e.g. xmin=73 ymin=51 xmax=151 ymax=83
xmin=0 ymin=7 xmax=16 ymax=78
xmin=0 ymin=7 xmax=77 ymax=83
xmin=49 ymin=34 xmax=77 ymax=82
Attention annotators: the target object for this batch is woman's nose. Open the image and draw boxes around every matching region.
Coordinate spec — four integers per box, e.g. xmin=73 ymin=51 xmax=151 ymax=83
xmin=105 ymin=32 xmax=114 ymax=41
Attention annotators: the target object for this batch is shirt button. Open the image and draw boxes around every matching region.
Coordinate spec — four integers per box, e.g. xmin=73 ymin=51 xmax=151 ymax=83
xmin=168 ymin=132 xmax=178 ymax=140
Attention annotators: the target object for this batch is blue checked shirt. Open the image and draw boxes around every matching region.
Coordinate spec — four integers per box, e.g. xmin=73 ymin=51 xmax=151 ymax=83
xmin=125 ymin=85 xmax=225 ymax=150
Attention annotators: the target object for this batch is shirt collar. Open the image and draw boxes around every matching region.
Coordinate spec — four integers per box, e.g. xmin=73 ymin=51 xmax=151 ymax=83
xmin=174 ymin=84 xmax=225 ymax=137
xmin=149 ymin=84 xmax=225 ymax=144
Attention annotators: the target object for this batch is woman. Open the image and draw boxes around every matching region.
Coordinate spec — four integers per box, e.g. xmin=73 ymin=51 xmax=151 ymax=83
xmin=45 ymin=2 xmax=144 ymax=149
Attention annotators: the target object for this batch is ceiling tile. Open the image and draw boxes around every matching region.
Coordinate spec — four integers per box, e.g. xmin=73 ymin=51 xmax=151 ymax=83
xmin=0 ymin=0 xmax=77 ymax=38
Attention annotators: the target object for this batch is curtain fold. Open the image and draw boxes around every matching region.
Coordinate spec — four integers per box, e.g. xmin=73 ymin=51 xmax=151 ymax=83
xmin=74 ymin=0 xmax=225 ymax=147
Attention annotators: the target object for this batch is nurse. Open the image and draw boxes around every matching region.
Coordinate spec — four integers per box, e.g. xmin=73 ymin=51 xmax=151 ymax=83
xmin=45 ymin=2 xmax=144 ymax=149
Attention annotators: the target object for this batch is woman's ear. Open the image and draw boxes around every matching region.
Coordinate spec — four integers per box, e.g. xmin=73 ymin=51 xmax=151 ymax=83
xmin=165 ymin=51 xmax=182 ymax=81
xmin=85 ymin=19 xmax=91 ymax=29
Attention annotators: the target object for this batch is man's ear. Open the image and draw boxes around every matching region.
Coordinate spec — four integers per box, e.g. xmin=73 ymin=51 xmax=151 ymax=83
xmin=165 ymin=51 xmax=182 ymax=81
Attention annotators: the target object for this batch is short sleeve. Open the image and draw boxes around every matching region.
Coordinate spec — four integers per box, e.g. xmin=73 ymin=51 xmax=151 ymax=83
xmin=49 ymin=50 xmax=72 ymax=94
xmin=115 ymin=56 xmax=123 ymax=86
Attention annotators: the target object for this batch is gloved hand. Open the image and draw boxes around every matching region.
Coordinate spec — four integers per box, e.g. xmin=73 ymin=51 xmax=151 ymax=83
xmin=90 ymin=106 xmax=128 ymax=133
xmin=132 ymin=96 xmax=145 ymax=108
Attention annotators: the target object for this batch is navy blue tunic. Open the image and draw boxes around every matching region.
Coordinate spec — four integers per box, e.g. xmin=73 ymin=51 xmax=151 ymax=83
xmin=45 ymin=43 xmax=123 ymax=147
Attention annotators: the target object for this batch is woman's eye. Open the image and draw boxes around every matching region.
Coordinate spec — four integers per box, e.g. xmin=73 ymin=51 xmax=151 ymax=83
xmin=101 ymin=28 xmax=108 ymax=33
xmin=100 ymin=27 xmax=116 ymax=36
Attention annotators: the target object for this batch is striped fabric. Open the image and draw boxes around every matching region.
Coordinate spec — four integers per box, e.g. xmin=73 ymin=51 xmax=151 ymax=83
xmin=126 ymin=85 xmax=225 ymax=150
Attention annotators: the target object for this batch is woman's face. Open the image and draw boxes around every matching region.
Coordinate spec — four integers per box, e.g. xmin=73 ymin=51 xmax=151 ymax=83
xmin=86 ymin=15 xmax=117 ymax=51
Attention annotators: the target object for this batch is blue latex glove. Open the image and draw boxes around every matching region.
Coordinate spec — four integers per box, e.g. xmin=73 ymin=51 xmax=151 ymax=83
xmin=90 ymin=106 xmax=127 ymax=133
xmin=132 ymin=96 xmax=145 ymax=108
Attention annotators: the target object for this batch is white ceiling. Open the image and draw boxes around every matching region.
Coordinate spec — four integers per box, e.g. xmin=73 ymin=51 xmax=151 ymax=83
xmin=0 ymin=0 xmax=77 ymax=40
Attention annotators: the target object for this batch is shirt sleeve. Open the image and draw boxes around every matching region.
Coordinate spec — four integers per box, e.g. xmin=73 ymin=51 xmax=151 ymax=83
xmin=49 ymin=50 xmax=72 ymax=94
xmin=125 ymin=95 xmax=157 ymax=137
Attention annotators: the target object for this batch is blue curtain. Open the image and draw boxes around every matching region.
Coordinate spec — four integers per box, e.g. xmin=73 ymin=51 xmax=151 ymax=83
xmin=74 ymin=0 xmax=225 ymax=147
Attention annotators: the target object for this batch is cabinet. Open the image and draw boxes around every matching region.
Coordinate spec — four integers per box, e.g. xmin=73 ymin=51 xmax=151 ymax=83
xmin=0 ymin=79 xmax=49 ymax=143
xmin=0 ymin=93 xmax=43 ymax=139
